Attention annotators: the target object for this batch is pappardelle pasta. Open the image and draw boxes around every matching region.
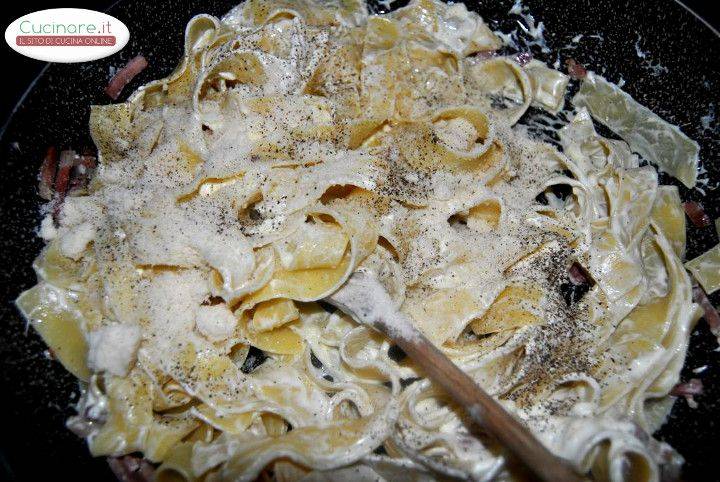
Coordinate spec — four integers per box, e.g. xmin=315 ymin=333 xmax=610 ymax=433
xmin=17 ymin=1 xmax=709 ymax=481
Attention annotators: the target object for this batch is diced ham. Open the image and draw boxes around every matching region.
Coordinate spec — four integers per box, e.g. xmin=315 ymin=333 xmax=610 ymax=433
xmin=54 ymin=150 xmax=77 ymax=196
xmin=44 ymin=149 xmax=98 ymax=221
xmin=683 ymin=201 xmax=712 ymax=228
xmin=671 ymin=377 xmax=704 ymax=409
xmin=69 ymin=153 xmax=97 ymax=194
xmin=77 ymin=152 xmax=97 ymax=169
xmin=107 ymin=455 xmax=155 ymax=482
xmin=38 ymin=146 xmax=58 ymax=200
xmin=105 ymin=55 xmax=148 ymax=100
xmin=693 ymin=285 xmax=720 ymax=335
xmin=568 ymin=262 xmax=593 ymax=286
xmin=670 ymin=378 xmax=704 ymax=397
xmin=475 ymin=50 xmax=498 ymax=61
xmin=51 ymin=150 xmax=78 ymax=222
xmin=514 ymin=51 xmax=533 ymax=66
xmin=565 ymin=58 xmax=587 ymax=80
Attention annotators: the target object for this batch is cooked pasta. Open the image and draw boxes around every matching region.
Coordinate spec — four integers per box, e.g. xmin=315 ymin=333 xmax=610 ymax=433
xmin=17 ymin=1 xmax=707 ymax=481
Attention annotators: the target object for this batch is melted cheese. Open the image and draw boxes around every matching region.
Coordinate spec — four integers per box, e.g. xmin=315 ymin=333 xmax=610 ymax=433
xmin=196 ymin=304 xmax=239 ymax=341
xmin=87 ymin=324 xmax=141 ymax=376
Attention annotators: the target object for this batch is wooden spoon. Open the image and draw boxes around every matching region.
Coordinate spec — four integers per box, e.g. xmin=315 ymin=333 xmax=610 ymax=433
xmin=326 ymin=271 xmax=585 ymax=482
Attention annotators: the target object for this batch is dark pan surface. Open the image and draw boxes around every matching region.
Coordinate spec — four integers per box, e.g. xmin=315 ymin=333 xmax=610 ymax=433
xmin=1 ymin=1 xmax=718 ymax=480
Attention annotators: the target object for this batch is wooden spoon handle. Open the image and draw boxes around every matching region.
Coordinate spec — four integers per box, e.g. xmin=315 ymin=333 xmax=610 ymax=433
xmin=377 ymin=320 xmax=585 ymax=482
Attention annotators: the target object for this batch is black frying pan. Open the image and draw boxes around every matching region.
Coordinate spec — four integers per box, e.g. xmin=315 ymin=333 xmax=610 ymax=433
xmin=1 ymin=1 xmax=718 ymax=480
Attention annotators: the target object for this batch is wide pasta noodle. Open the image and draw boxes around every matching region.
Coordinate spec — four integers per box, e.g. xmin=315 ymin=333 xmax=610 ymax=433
xmin=16 ymin=1 xmax=704 ymax=481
